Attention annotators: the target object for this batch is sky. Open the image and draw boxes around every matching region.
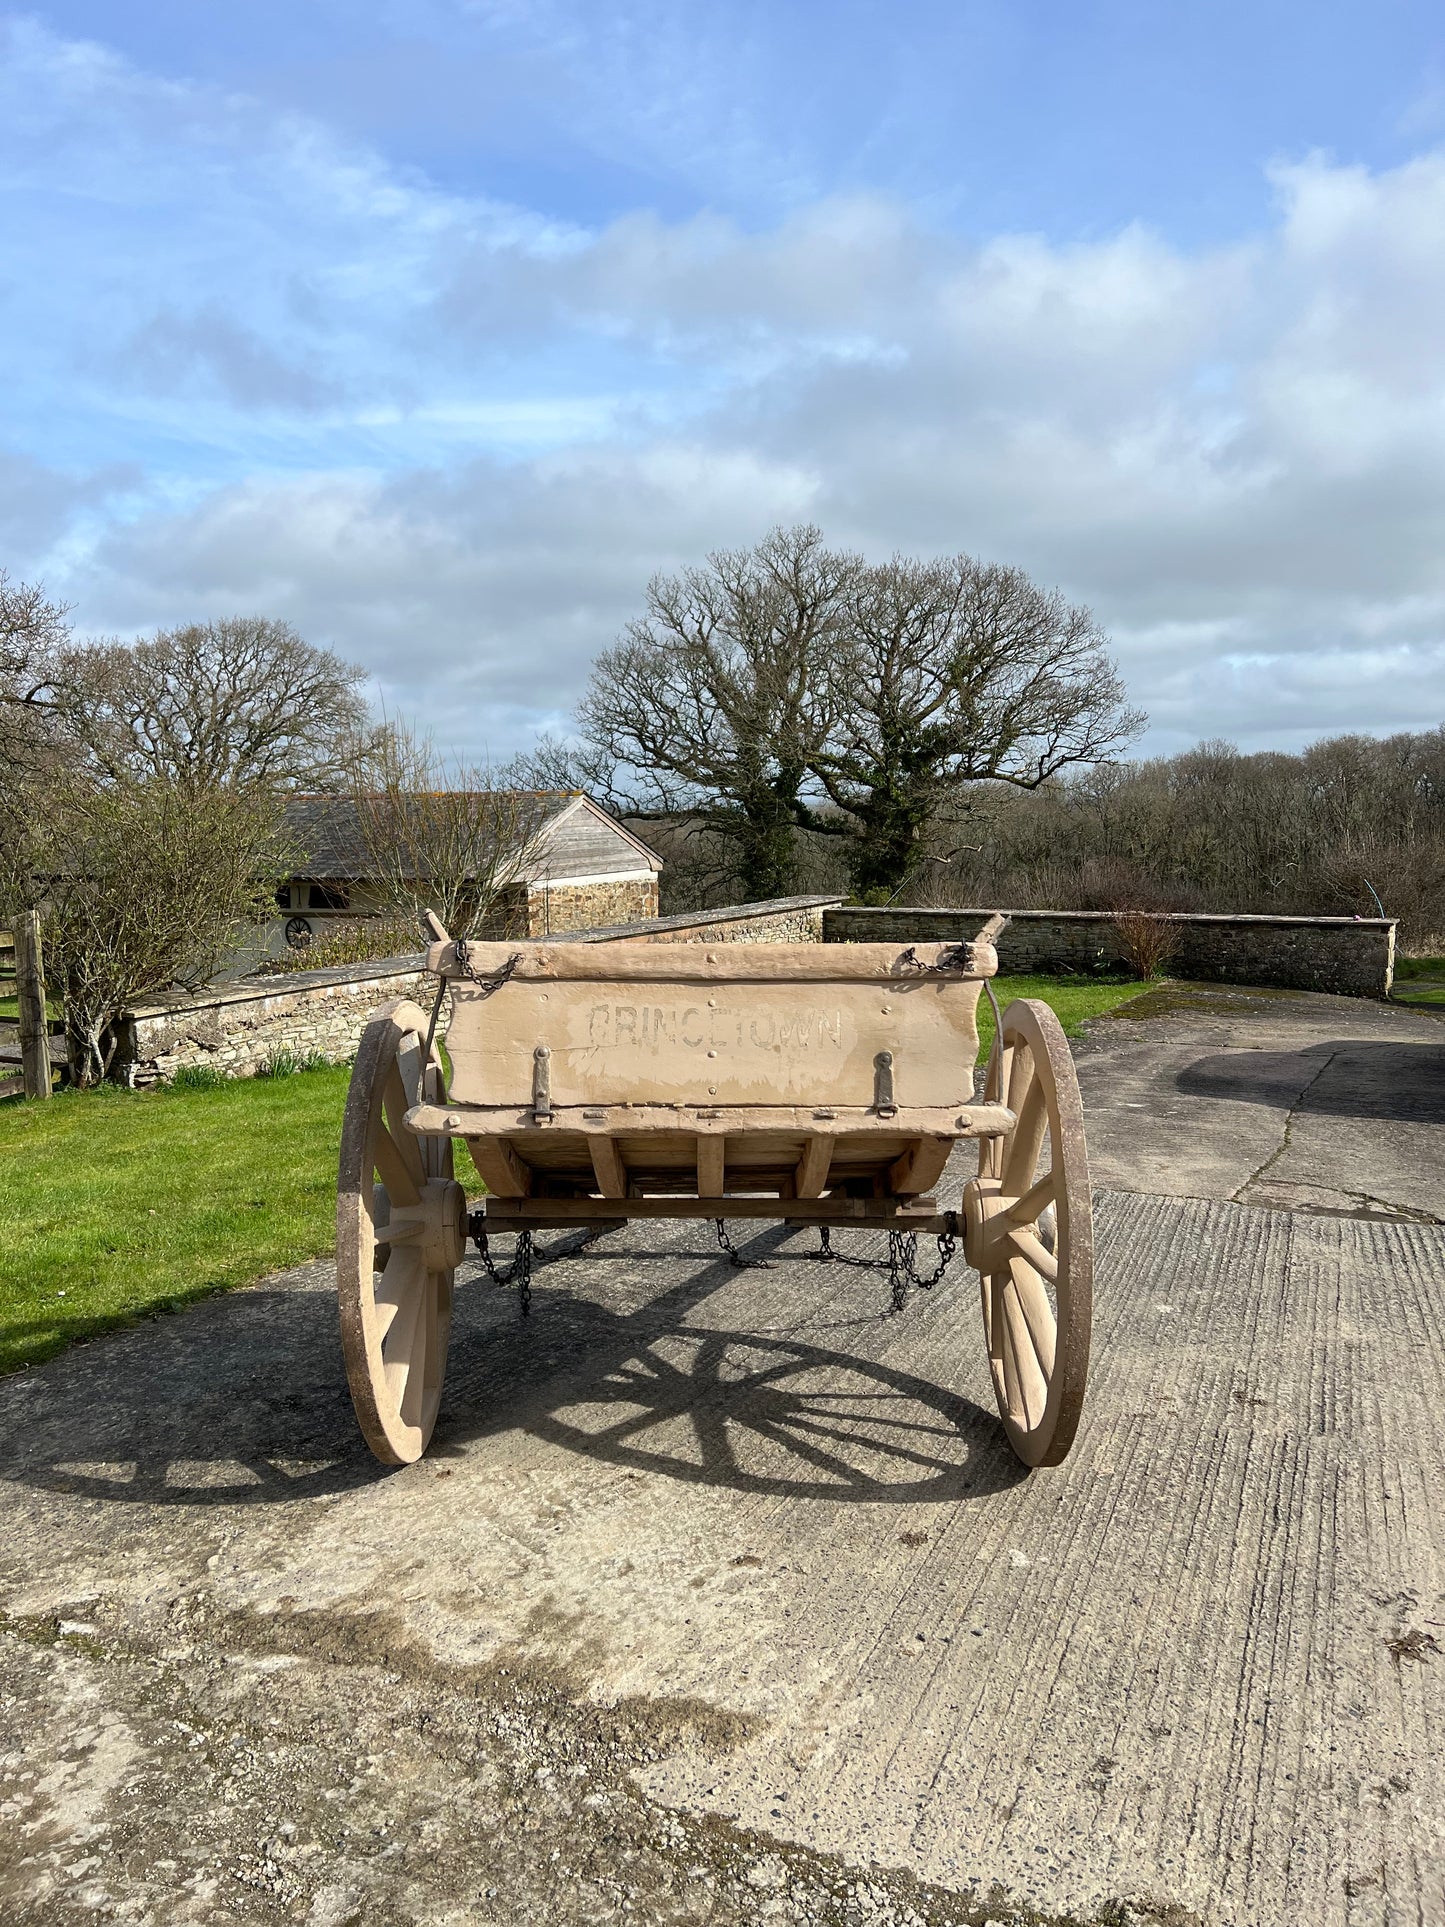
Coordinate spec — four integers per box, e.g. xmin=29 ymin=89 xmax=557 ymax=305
xmin=3 ymin=1 xmax=1444 ymax=761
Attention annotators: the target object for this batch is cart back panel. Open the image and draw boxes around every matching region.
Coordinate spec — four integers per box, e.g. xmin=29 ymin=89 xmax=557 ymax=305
xmin=442 ymin=940 xmax=987 ymax=1113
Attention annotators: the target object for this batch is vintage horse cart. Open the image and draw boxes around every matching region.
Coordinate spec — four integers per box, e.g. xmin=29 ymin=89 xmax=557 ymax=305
xmin=337 ymin=914 xmax=1092 ymax=1472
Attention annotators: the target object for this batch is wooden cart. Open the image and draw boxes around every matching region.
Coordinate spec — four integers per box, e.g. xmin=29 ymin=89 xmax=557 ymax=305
xmin=336 ymin=914 xmax=1092 ymax=1472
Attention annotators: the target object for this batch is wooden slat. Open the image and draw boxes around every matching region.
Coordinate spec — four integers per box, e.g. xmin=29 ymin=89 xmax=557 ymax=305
xmin=484 ymin=1196 xmax=955 ymax=1229
xmin=588 ymin=1137 xmax=627 ymax=1198
xmin=696 ymin=1134 xmax=725 ymax=1197
xmin=466 ymin=1136 xmax=532 ymax=1198
xmin=888 ymin=1137 xmax=955 ymax=1198
xmin=14 ymin=911 xmax=52 ymax=1100
xmin=794 ymin=1135 xmax=834 ymax=1198
xmin=430 ymin=938 xmax=997 ymax=983
xmin=406 ymin=1100 xmax=1013 ymax=1138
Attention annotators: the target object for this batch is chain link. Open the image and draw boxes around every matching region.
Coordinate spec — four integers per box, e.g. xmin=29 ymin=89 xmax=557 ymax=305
xmin=814 ymin=1221 xmax=959 ymax=1313
xmin=471 ymin=1219 xmax=613 ymax=1318
xmin=424 ymin=944 xmax=525 ymax=1062
xmin=713 ymin=1219 xmax=774 ymax=1269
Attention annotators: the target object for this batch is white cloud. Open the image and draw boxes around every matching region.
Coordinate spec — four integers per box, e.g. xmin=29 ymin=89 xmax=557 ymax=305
xmin=4 ymin=19 xmax=1444 ymax=757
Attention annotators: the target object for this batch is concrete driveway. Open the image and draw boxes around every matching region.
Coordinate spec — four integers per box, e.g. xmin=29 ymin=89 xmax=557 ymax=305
xmin=2 ymin=986 xmax=1442 ymax=1927
xmin=1078 ymin=981 xmax=1445 ymax=1222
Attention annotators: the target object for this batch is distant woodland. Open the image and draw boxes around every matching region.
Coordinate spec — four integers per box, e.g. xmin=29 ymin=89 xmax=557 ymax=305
xmin=643 ymin=729 xmax=1445 ymax=946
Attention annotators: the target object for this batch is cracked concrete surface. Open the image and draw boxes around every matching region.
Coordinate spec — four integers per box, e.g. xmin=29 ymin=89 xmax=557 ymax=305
xmin=1077 ymin=983 xmax=1445 ymax=1222
xmin=2 ymin=985 xmax=1443 ymax=1926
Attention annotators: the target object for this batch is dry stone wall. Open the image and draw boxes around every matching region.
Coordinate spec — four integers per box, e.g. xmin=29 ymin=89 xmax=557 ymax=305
xmin=120 ymin=895 xmax=844 ymax=1084
xmin=822 ymin=907 xmax=1396 ymax=997
xmin=528 ymin=875 xmax=658 ymax=934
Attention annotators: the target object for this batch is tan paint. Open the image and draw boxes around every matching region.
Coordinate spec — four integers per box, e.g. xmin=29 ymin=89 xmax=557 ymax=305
xmin=445 ymin=975 xmax=982 ymax=1111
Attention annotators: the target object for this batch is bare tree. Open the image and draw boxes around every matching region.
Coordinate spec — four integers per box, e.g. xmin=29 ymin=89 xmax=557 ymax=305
xmin=346 ymin=723 xmax=543 ymax=939
xmin=37 ymin=772 xmax=287 ymax=1085
xmin=49 ymin=616 xmax=376 ymax=790
xmin=573 ymin=526 xmax=860 ymax=900
xmin=0 ymin=570 xmax=75 ymax=779
xmin=806 ymin=556 xmax=1144 ymax=897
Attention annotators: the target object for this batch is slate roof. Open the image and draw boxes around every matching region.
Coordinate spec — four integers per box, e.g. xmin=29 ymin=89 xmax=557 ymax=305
xmin=280 ymin=792 xmax=660 ymax=880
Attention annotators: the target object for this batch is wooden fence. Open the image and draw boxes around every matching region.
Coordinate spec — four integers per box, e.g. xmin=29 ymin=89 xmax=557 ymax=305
xmin=0 ymin=912 xmax=63 ymax=1100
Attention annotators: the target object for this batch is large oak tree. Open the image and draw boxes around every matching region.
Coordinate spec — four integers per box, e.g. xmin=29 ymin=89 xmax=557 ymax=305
xmin=808 ymin=554 xmax=1144 ymax=896
xmin=572 ymin=525 xmax=860 ymax=900
xmin=562 ymin=529 xmax=1141 ymax=900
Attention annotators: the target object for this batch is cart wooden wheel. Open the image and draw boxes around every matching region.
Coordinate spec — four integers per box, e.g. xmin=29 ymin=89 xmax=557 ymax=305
xmin=337 ymin=999 xmax=466 ymax=1465
xmin=963 ymin=997 xmax=1093 ymax=1467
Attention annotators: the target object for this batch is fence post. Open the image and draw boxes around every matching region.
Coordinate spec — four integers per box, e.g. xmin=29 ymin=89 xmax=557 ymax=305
xmin=15 ymin=909 xmax=52 ymax=1100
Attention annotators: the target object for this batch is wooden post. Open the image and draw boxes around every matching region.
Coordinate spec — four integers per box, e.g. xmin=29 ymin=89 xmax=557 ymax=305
xmin=15 ymin=910 xmax=52 ymax=1100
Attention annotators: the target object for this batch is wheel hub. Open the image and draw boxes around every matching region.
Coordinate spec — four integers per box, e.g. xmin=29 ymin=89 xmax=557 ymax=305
xmin=385 ymin=1178 xmax=468 ymax=1274
xmin=961 ymin=1174 xmax=1006 ymax=1273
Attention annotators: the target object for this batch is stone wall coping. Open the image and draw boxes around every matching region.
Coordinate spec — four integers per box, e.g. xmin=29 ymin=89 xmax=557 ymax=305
xmin=827 ymin=907 xmax=1397 ymax=932
xmin=126 ymin=894 xmax=847 ymax=1020
xmin=565 ymin=894 xmax=844 ymax=942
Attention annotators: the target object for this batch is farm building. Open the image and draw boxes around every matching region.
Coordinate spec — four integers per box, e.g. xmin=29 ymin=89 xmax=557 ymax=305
xmin=273 ymin=791 xmax=662 ymax=949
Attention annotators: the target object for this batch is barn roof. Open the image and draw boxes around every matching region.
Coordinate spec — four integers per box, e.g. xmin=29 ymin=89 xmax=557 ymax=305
xmin=281 ymin=791 xmax=662 ymax=880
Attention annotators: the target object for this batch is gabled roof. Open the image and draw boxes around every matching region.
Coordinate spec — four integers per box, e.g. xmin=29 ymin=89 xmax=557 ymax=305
xmin=280 ymin=791 xmax=662 ymax=880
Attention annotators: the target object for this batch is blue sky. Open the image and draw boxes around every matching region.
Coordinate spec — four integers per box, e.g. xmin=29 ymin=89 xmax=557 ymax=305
xmin=3 ymin=2 xmax=1444 ymax=757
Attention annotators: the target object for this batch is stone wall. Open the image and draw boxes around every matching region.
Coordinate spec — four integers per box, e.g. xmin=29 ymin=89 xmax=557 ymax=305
xmin=120 ymin=895 xmax=844 ymax=1083
xmin=573 ymin=894 xmax=841 ymax=946
xmin=121 ymin=959 xmax=437 ymax=1085
xmin=526 ymin=875 xmax=658 ymax=935
xmin=822 ymin=907 xmax=1397 ymax=997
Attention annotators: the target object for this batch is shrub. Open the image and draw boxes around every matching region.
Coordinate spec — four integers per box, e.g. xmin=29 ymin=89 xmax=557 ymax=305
xmin=1110 ymin=909 xmax=1179 ymax=980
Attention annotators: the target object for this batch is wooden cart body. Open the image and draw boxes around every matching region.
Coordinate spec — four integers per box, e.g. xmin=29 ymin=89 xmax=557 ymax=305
xmin=337 ymin=916 xmax=1093 ymax=1472
xmin=411 ymin=933 xmax=1007 ymax=1224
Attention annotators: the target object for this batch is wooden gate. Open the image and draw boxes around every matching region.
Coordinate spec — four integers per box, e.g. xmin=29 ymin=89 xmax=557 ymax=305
xmin=0 ymin=911 xmax=61 ymax=1100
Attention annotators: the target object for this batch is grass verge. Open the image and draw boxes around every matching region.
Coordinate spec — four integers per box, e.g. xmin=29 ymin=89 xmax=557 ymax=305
xmin=1391 ymin=954 xmax=1445 ymax=1007
xmin=0 ymin=973 xmax=1147 ymax=1376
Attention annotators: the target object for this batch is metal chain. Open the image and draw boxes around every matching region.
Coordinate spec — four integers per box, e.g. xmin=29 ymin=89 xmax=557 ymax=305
xmin=422 ymin=944 xmax=525 ymax=1064
xmin=713 ymin=1220 xmax=774 ymax=1270
xmin=473 ymin=1224 xmax=534 ymax=1315
xmin=473 ymin=1211 xmax=958 ymax=1317
xmin=471 ymin=1219 xmax=612 ymax=1318
xmin=809 ymin=1221 xmax=960 ymax=1311
xmin=887 ymin=1231 xmax=914 ymax=1313
xmin=894 ymin=942 xmax=971 ymax=973
xmin=452 ymin=941 xmax=525 ymax=993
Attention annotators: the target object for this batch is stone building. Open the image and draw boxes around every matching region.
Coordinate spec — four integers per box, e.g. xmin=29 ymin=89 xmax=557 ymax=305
xmin=273 ymin=791 xmax=662 ymax=949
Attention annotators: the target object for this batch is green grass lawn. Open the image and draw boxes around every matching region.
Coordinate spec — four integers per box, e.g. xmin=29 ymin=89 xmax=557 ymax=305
xmin=0 ymin=971 xmax=1151 ymax=1376
xmin=1390 ymin=954 xmax=1445 ymax=1007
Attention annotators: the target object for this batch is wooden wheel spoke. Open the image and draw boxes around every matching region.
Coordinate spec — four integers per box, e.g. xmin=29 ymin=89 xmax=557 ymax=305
xmin=1000 ymin=1280 xmax=1049 ymax=1427
xmin=1005 ymin=1040 xmax=1032 ymax=1116
xmin=1005 ymin=1170 xmax=1056 ymax=1226
xmin=1006 ymin=1258 xmax=1057 ymax=1376
xmin=373 ymin=1121 xmax=423 ymax=1208
xmin=382 ymin=1064 xmax=426 ymax=1179
xmin=1001 ymin=1078 xmax=1048 ymax=1193
xmin=396 ymin=1035 xmax=424 ymax=1109
xmin=377 ymin=1217 xmax=424 ymax=1248
xmin=997 ymin=1305 xmax=1027 ymax=1424
xmin=378 ymin=1252 xmax=426 ymax=1363
xmin=398 ymin=1277 xmax=435 ymax=1425
xmin=1007 ymin=1224 xmax=1058 ymax=1282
